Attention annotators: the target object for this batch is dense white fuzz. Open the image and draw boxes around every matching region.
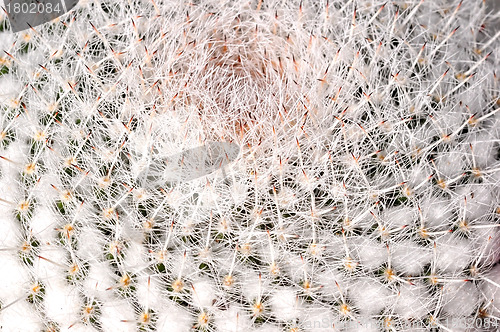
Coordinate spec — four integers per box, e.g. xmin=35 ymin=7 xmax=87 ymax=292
xmin=394 ymin=282 xmax=432 ymax=320
xmin=43 ymin=282 xmax=81 ymax=328
xmin=29 ymin=206 xmax=58 ymax=244
xmin=82 ymin=262 xmax=116 ymax=298
xmin=214 ymin=306 xmax=252 ymax=332
xmin=352 ymin=237 xmax=387 ymax=269
xmin=155 ymin=304 xmax=193 ymax=332
xmin=0 ymin=0 xmax=499 ymax=330
xmin=76 ymin=226 xmax=106 ymax=261
xmin=270 ymin=288 xmax=301 ymax=321
xmin=391 ymin=240 xmax=432 ymax=275
xmin=0 ymin=213 xmax=20 ymax=247
xmin=99 ymin=299 xmax=136 ymax=332
xmin=256 ymin=324 xmax=282 ymax=332
xmin=350 ymin=278 xmax=391 ymax=316
xmin=441 ymin=282 xmax=480 ymax=317
xmin=0 ymin=300 xmax=43 ymax=331
xmin=420 ymin=196 xmax=454 ymax=229
xmin=481 ymin=265 xmax=500 ymax=316
xmin=435 ymin=234 xmax=472 ymax=273
xmin=300 ymin=307 xmax=337 ymax=332
xmin=0 ymin=252 xmax=30 ymax=301
xmin=33 ymin=245 xmax=69 ymax=281
xmin=192 ymin=278 xmax=217 ymax=308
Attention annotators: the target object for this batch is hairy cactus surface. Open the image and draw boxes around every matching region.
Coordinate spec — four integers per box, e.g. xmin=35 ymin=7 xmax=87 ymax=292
xmin=0 ymin=0 xmax=499 ymax=331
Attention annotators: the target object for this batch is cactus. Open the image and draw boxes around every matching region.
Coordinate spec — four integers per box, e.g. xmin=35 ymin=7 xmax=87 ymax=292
xmin=0 ymin=0 xmax=499 ymax=331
